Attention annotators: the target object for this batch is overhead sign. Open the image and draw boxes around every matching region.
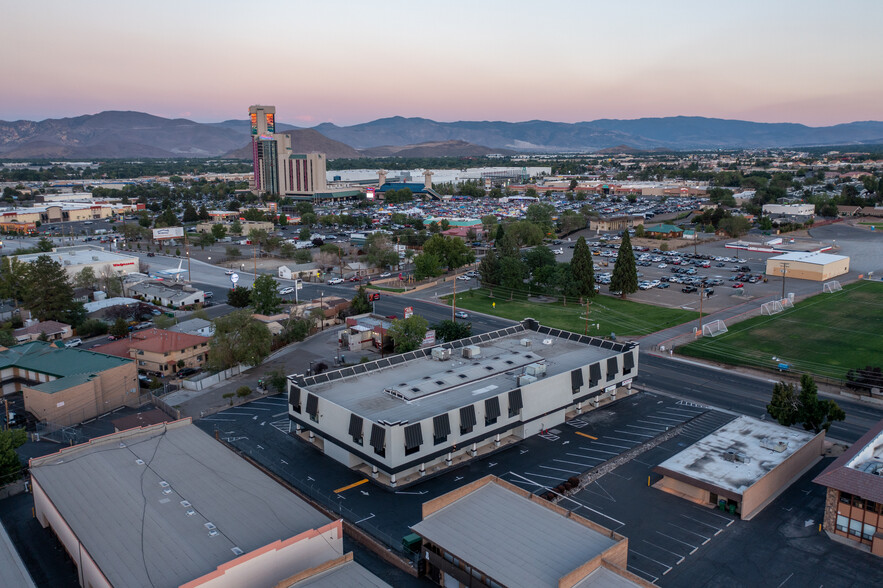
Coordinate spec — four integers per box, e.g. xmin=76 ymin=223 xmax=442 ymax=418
xmin=404 ymin=306 xmax=413 ymax=319
xmin=152 ymin=227 xmax=184 ymax=240
xmin=230 ymin=273 xmax=240 ymax=285
xmin=421 ymin=330 xmax=436 ymax=347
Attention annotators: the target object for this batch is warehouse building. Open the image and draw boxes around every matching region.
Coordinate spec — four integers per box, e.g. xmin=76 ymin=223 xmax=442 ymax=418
xmin=288 ymin=319 xmax=638 ymax=487
xmin=765 ymin=251 xmax=850 ymax=282
xmin=814 ymin=418 xmax=883 ymax=556
xmin=653 ymin=416 xmax=824 ymax=520
xmin=410 ymin=475 xmax=650 ymax=588
xmin=28 ymin=420 xmax=391 ymax=588
xmin=13 ymin=245 xmax=139 ymax=278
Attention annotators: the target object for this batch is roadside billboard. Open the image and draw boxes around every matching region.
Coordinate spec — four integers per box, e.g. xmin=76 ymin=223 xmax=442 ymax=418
xmin=152 ymin=227 xmax=184 ymax=240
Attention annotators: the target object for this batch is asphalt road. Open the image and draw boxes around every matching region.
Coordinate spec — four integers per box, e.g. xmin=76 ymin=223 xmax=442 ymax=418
xmin=636 ymin=352 xmax=883 ymax=444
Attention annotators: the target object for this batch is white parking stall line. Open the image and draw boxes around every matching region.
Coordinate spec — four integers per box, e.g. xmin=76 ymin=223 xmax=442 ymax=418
xmin=539 ymin=465 xmax=583 ymax=475
xmin=575 ymin=447 xmax=619 ymax=455
xmin=644 ymin=415 xmax=685 ymax=423
xmin=566 ymin=452 xmax=605 ymax=461
xmin=554 ymin=458 xmax=595 ymax=468
xmin=627 ymin=563 xmax=658 ymax=584
xmin=642 ymin=540 xmax=685 ymax=564
xmin=638 ymin=419 xmax=674 ymax=427
xmin=250 ymin=400 xmax=286 ymax=405
xmin=606 ymin=436 xmax=645 ymax=444
xmin=659 ymin=408 xmax=702 ymax=416
xmin=614 ymin=429 xmax=654 ymax=438
xmin=656 ymin=531 xmax=698 ymax=554
xmin=201 ymin=418 xmax=237 ymax=422
xmin=240 ymin=407 xmax=273 ymax=411
xmin=630 ymin=550 xmax=673 ymax=576
xmin=272 ymin=411 xmax=288 ymax=418
xmin=588 ymin=441 xmax=634 ymax=450
xmin=627 ymin=424 xmax=667 ymax=433
xmin=668 ymin=522 xmax=711 ymax=541
xmin=507 ymin=472 xmax=625 ymax=528
xmin=522 ymin=472 xmax=570 ymax=482
xmin=209 ymin=412 xmax=252 ymax=416
xmin=680 ymin=513 xmax=728 ymax=529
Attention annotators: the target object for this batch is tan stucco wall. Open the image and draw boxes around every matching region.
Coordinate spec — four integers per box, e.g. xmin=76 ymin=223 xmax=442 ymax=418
xmin=23 ymin=361 xmax=138 ymax=426
xmin=657 ymin=475 xmax=711 ymax=503
xmin=741 ymin=431 xmax=825 ymax=520
xmin=766 ymin=258 xmax=850 ymax=282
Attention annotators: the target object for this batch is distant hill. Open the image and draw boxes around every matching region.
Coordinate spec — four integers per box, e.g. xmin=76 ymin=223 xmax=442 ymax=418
xmin=2 ymin=111 xmax=883 ymax=158
xmin=359 ymin=140 xmax=515 ymax=158
xmin=222 ymin=128 xmax=362 ymax=160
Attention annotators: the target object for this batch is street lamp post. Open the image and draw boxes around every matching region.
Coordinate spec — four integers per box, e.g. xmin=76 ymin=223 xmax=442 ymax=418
xmin=781 ymin=262 xmax=790 ymax=300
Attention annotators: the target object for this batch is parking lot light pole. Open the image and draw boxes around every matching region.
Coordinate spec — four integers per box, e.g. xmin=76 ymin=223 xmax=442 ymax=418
xmin=781 ymin=262 xmax=790 ymax=300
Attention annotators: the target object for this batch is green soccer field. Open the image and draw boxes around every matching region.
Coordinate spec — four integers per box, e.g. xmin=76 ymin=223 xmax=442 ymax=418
xmin=444 ymin=288 xmax=699 ymax=337
xmin=678 ymin=281 xmax=883 ymax=379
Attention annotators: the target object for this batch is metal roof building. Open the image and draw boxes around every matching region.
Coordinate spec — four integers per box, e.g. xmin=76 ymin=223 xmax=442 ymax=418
xmin=288 ymin=319 xmax=638 ymax=488
xmin=29 ymin=420 xmax=338 ymax=588
xmin=410 ymin=476 xmax=649 ymax=588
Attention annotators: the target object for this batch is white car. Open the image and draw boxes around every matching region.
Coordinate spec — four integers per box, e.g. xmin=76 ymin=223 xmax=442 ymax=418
xmin=65 ymin=338 xmax=83 ymax=348
xmin=379 ymin=272 xmax=391 ymax=278
xmin=454 ymin=311 xmax=469 ymax=319
xmin=553 ymin=249 xmax=564 ymax=255
xmin=327 ymin=278 xmax=344 ymax=285
xmin=225 ymin=269 xmax=234 ymax=275
xmin=657 ymin=263 xmax=667 ymax=268
xmin=278 ymin=287 xmax=295 ymax=295
xmin=457 ymin=275 xmax=471 ymax=281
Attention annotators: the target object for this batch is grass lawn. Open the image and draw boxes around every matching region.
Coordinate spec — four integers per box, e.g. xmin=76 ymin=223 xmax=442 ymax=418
xmin=366 ymin=284 xmax=408 ymax=293
xmin=443 ymin=288 xmax=699 ymax=337
xmin=858 ymin=222 xmax=883 ymax=230
xmin=679 ymin=281 xmax=883 ymax=379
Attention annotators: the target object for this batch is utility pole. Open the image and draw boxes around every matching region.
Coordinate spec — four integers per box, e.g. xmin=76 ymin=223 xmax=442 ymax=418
xmin=452 ymin=273 xmax=457 ymax=321
xmin=584 ymin=299 xmax=590 ymax=335
xmin=185 ymin=232 xmax=191 ymax=283
xmin=253 ymin=242 xmax=257 ymax=280
xmin=781 ymin=262 xmax=789 ymax=300
xmin=698 ymin=291 xmax=704 ymax=337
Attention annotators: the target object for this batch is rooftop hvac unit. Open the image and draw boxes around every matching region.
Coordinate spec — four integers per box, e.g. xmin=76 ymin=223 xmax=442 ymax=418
xmin=520 ymin=338 xmax=532 ymax=347
xmin=431 ymin=347 xmax=452 ymax=361
xmin=462 ymin=345 xmax=481 ymax=359
xmin=760 ymin=438 xmax=788 ymax=453
xmin=518 ymin=374 xmax=537 ymax=386
xmin=524 ymin=363 xmax=546 ymax=377
xmin=722 ymin=450 xmax=750 ymax=463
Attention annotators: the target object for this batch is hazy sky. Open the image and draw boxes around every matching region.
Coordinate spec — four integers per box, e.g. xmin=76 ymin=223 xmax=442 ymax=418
xmin=3 ymin=0 xmax=881 ymax=126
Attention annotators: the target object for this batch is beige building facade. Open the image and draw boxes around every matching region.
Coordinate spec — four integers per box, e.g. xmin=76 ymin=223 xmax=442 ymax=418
xmin=765 ymin=251 xmax=850 ymax=282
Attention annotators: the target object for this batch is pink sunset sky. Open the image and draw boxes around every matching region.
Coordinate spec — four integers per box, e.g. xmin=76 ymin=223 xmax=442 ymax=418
xmin=2 ymin=0 xmax=881 ymax=127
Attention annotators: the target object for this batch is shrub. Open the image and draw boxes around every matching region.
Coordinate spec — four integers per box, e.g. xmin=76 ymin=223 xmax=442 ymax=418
xmin=236 ymin=386 xmax=252 ymax=398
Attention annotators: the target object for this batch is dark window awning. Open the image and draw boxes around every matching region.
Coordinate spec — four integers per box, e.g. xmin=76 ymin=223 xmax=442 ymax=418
xmin=623 ymin=351 xmax=635 ymax=373
xmin=571 ymin=368 xmax=584 ymax=390
xmin=485 ymin=396 xmax=501 ymax=420
xmin=606 ymin=357 xmax=618 ymax=381
xmin=404 ymin=423 xmax=423 ymax=450
xmin=508 ymin=388 xmax=523 ymax=412
xmin=589 ymin=363 xmax=602 ymax=386
xmin=289 ymin=385 xmax=301 ymax=410
xmin=305 ymin=393 xmax=318 ymax=417
xmin=370 ymin=424 xmax=385 ymax=451
xmin=433 ymin=414 xmax=451 ymax=438
xmin=348 ymin=414 xmax=363 ymax=439
xmin=460 ymin=405 xmax=477 ymax=429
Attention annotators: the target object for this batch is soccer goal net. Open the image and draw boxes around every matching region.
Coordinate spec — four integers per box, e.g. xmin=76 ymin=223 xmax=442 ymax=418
xmin=823 ymin=280 xmax=842 ymax=293
xmin=702 ymin=319 xmax=728 ymax=337
xmin=761 ymin=300 xmax=784 ymax=315
xmin=780 ymin=297 xmax=794 ymax=310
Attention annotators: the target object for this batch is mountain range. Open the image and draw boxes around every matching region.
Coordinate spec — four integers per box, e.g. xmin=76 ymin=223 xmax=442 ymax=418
xmin=1 ymin=111 xmax=882 ymax=159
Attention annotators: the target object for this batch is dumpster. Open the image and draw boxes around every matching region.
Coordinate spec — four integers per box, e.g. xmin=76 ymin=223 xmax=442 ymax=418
xmin=402 ymin=533 xmax=421 ymax=555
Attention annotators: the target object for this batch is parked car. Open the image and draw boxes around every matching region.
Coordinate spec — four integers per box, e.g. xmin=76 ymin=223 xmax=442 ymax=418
xmin=204 ymin=291 xmax=214 ymax=299
xmin=278 ymin=287 xmax=295 ymax=295
xmin=146 ymin=252 xmax=155 ymax=257
xmin=682 ymin=286 xmax=698 ymax=293
xmin=327 ymin=278 xmax=344 ymax=285
xmin=457 ymin=275 xmax=471 ymax=281
xmin=65 ymin=338 xmax=83 ymax=348
xmin=348 ymin=276 xmax=362 ymax=282
xmin=732 ymin=283 xmax=744 ymax=288
xmin=656 ymin=283 xmax=670 ymax=289
xmin=176 ymin=367 xmax=199 ymax=378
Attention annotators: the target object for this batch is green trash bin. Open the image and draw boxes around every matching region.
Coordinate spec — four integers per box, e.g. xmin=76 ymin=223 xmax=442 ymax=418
xmin=729 ymin=504 xmax=736 ymax=515
xmin=718 ymin=500 xmax=727 ymax=511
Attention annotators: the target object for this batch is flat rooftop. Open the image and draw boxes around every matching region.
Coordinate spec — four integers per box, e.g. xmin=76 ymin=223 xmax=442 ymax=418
xmin=655 ymin=416 xmax=818 ymax=495
xmin=30 ymin=420 xmax=331 ymax=588
xmin=14 ymin=245 xmax=137 ymax=267
xmin=769 ymin=251 xmax=848 ymax=265
xmin=411 ymin=478 xmax=619 ymax=588
xmin=299 ymin=322 xmax=628 ymax=424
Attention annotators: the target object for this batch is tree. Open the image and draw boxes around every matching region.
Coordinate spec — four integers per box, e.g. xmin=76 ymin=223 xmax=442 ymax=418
xmin=299 ymin=227 xmax=311 ymax=242
xmin=153 ymin=314 xmax=176 ymax=329
xmin=0 ymin=256 xmax=27 ymax=305
xmin=422 ymin=234 xmax=475 ymax=271
xmin=570 ymin=236 xmax=595 ymax=299
xmin=198 ymin=232 xmax=215 ymax=250
xmin=36 ymin=237 xmax=54 ymax=252
xmin=413 ymin=252 xmax=443 ymax=280
xmin=610 ymin=232 xmax=638 ymax=299
xmin=387 ymin=315 xmax=428 ymax=353
xmin=227 ymin=286 xmax=252 ymax=308
xmin=74 ymin=266 xmax=97 ymax=290
xmin=718 ymin=216 xmax=752 ymax=238
xmin=499 ymin=256 xmax=528 ymax=290
xmin=293 ymin=249 xmax=313 ymax=264
xmin=797 ymin=374 xmax=846 ymax=433
xmin=155 ymin=208 xmax=179 ymax=227
xmin=182 ymin=203 xmax=199 ymax=223
xmin=22 ymin=255 xmax=78 ymax=322
xmin=525 ymin=203 xmax=556 ymax=234
xmin=634 ymin=224 xmax=645 ymax=238
xmin=109 ymin=317 xmax=130 ymax=339
xmin=198 ymin=204 xmax=211 ymax=221
xmin=211 ymin=223 xmax=227 ymax=240
xmin=478 ymin=248 xmax=501 ymax=295
xmin=225 ymin=246 xmax=241 ymax=258
xmin=230 ymin=219 xmax=243 ymax=235
xmin=365 ymin=233 xmax=399 ymax=269
xmin=251 ymin=275 xmax=281 ymax=315
xmin=495 ymin=223 xmax=505 ymax=243
xmin=767 ymin=381 xmax=800 ymax=426
xmin=0 ymin=428 xmax=27 ymax=484
xmin=208 ymin=309 xmax=272 ymax=370
xmin=351 ymin=286 xmax=371 ymax=315
xmin=433 ymin=319 xmax=471 ymax=343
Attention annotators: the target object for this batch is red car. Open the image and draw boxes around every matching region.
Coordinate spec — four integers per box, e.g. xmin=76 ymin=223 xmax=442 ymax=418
xmin=732 ymin=283 xmax=744 ymax=288
xmin=349 ymin=276 xmax=361 ymax=282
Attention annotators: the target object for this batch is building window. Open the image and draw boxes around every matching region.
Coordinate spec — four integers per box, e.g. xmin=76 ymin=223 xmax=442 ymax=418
xmin=839 ymin=492 xmax=852 ymax=505
xmin=404 ymin=423 xmax=423 ymax=456
xmin=866 ymin=500 xmax=879 ymax=513
xmin=348 ymin=414 xmax=363 ymax=445
xmin=862 ymin=523 xmax=876 ymax=541
xmin=433 ymin=414 xmax=450 ymax=446
xmin=852 ymin=496 xmax=864 ymax=509
xmin=836 ymin=515 xmax=849 ymax=533
xmin=849 ymin=518 xmax=862 ymax=537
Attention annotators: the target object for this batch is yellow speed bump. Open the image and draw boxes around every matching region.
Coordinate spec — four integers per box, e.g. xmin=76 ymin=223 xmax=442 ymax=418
xmin=575 ymin=432 xmax=598 ymax=440
xmin=334 ymin=478 xmax=369 ymax=494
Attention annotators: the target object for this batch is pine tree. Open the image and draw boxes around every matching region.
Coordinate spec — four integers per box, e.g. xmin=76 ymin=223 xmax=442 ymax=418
xmin=22 ymin=255 xmax=77 ymax=323
xmin=198 ymin=204 xmax=211 ymax=221
xmin=610 ymin=232 xmax=638 ymax=299
xmin=182 ymin=203 xmax=199 ymax=223
xmin=570 ymin=236 xmax=595 ymax=299
xmin=495 ymin=223 xmax=505 ymax=243
xmin=478 ymin=248 xmax=501 ymax=296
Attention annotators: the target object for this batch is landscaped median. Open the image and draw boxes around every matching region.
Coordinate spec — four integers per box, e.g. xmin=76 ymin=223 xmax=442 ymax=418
xmin=442 ymin=288 xmax=699 ymax=337
xmin=678 ymin=281 xmax=883 ymax=380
